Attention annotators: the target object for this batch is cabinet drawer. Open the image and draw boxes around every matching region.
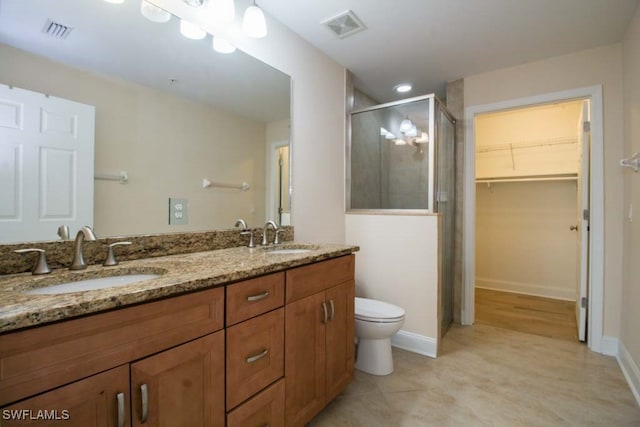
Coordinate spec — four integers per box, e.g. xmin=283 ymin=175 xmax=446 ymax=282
xmin=226 ymin=379 xmax=284 ymax=427
xmin=226 ymin=308 xmax=284 ymax=410
xmin=226 ymin=273 xmax=284 ymax=326
xmin=0 ymin=287 xmax=224 ymax=406
xmin=286 ymin=255 xmax=355 ymax=303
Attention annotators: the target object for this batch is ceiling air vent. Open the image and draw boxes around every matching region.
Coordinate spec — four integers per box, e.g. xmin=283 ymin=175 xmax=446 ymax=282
xmin=42 ymin=19 xmax=74 ymax=40
xmin=322 ymin=10 xmax=366 ymax=39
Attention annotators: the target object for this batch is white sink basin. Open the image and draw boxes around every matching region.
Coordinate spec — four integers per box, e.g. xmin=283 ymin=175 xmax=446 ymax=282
xmin=267 ymin=248 xmax=313 ymax=255
xmin=25 ymin=274 xmax=161 ymax=295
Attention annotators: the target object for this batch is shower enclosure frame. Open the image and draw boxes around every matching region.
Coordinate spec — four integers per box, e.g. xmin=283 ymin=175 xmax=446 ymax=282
xmin=346 ymin=93 xmax=456 ymax=215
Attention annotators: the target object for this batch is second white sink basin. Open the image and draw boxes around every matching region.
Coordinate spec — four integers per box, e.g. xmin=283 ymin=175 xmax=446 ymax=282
xmin=26 ymin=274 xmax=161 ymax=295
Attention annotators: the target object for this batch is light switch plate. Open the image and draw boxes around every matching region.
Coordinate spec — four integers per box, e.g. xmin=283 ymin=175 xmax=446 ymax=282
xmin=169 ymin=198 xmax=188 ymax=225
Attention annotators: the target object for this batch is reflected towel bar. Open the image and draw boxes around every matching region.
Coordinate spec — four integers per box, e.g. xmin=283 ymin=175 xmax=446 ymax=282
xmin=202 ymin=179 xmax=250 ymax=191
xmin=95 ymin=171 xmax=128 ymax=184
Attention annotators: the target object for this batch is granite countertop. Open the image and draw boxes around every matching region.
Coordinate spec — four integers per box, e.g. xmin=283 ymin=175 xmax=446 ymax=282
xmin=0 ymin=243 xmax=358 ymax=334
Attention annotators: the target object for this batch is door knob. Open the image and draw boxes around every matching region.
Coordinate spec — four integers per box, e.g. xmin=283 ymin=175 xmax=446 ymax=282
xmin=570 ymin=225 xmax=578 ymax=231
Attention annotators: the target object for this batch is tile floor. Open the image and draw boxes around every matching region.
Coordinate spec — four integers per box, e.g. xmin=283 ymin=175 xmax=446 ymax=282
xmin=309 ymin=324 xmax=640 ymax=426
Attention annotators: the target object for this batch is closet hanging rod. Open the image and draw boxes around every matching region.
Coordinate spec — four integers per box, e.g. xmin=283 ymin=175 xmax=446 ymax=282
xmin=476 ymin=173 xmax=578 ymax=184
xmin=477 ymin=136 xmax=577 ymax=154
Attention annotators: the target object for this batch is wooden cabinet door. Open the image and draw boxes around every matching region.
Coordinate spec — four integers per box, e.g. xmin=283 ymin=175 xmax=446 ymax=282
xmin=1 ymin=365 xmax=129 ymax=427
xmin=131 ymin=331 xmax=225 ymax=427
xmin=325 ymin=281 xmax=355 ymax=403
xmin=284 ymin=292 xmax=326 ymax=427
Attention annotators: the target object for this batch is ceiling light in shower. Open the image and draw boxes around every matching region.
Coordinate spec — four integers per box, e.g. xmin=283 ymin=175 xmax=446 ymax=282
xmin=243 ymin=1 xmax=267 ymax=38
xmin=180 ymin=19 xmax=207 ymax=39
xmin=141 ymin=0 xmax=171 ymax=23
xmin=213 ymin=36 xmax=236 ymax=53
xmin=394 ymin=84 xmax=412 ymax=93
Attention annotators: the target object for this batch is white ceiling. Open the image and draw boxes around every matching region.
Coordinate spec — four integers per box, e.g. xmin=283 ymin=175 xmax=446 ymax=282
xmin=259 ymin=0 xmax=639 ymax=102
xmin=0 ymin=0 xmax=290 ymax=123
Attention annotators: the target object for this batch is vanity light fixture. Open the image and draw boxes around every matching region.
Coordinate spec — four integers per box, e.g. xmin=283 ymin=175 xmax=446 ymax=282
xmin=394 ymin=83 xmax=412 ymax=93
xmin=180 ymin=18 xmax=207 ymax=39
xmin=213 ymin=36 xmax=236 ymax=53
xmin=140 ymin=0 xmax=171 ymax=23
xmin=208 ymin=0 xmax=235 ymax=23
xmin=405 ymin=124 xmax=418 ymax=138
xmin=242 ymin=0 xmax=267 ymax=38
xmin=399 ymin=117 xmax=413 ymax=133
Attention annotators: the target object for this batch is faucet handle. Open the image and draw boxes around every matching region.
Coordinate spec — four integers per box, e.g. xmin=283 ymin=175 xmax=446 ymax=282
xmin=14 ymin=248 xmax=51 ymax=275
xmin=274 ymin=229 xmax=285 ymax=245
xmin=103 ymin=241 xmax=132 ymax=267
xmin=240 ymin=230 xmax=256 ymax=248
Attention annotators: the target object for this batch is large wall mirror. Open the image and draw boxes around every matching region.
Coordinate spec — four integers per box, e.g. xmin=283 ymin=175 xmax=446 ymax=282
xmin=0 ymin=0 xmax=291 ymax=243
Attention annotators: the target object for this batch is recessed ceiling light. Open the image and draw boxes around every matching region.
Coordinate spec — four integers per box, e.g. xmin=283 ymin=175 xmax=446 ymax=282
xmin=394 ymin=84 xmax=412 ymax=93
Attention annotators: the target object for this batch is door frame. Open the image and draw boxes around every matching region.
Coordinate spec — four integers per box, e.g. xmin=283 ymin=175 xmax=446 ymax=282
xmin=462 ymin=85 xmax=604 ymax=353
xmin=265 ymin=139 xmax=290 ymax=224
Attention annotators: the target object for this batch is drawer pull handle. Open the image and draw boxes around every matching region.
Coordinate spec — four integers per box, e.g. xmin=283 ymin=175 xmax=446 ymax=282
xmin=247 ymin=291 xmax=270 ymax=302
xmin=246 ymin=348 xmax=269 ymax=363
xmin=140 ymin=383 xmax=149 ymax=423
xmin=329 ymin=299 xmax=335 ymax=321
xmin=117 ymin=392 xmax=125 ymax=427
xmin=321 ymin=301 xmax=328 ymax=324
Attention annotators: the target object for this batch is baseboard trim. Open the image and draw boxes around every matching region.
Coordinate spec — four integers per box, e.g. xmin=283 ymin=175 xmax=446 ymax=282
xmin=617 ymin=341 xmax=640 ymax=408
xmin=476 ymin=278 xmax=575 ymax=301
xmin=601 ymin=336 xmax=619 ymax=357
xmin=390 ymin=330 xmax=437 ymax=358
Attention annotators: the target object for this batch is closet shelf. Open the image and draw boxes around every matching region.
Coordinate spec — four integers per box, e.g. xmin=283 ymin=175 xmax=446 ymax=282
xmin=476 ymin=173 xmax=578 ymax=184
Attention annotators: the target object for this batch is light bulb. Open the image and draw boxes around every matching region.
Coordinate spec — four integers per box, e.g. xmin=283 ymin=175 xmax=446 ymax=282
xmin=242 ymin=4 xmax=267 ymax=38
xmin=399 ymin=118 xmax=412 ymax=133
xmin=180 ymin=19 xmax=207 ymax=40
xmin=140 ymin=0 xmax=171 ymax=23
xmin=213 ymin=36 xmax=236 ymax=53
xmin=208 ymin=0 xmax=235 ymax=22
xmin=405 ymin=125 xmax=418 ymax=138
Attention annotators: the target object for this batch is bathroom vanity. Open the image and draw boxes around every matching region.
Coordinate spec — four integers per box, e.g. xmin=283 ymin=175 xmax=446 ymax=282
xmin=0 ymin=244 xmax=357 ymax=427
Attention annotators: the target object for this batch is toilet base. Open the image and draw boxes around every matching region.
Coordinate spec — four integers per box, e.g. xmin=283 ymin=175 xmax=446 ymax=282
xmin=355 ymin=337 xmax=394 ymax=376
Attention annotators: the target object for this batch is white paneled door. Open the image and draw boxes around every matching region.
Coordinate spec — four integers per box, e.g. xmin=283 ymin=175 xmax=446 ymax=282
xmin=0 ymin=84 xmax=95 ymax=243
xmin=576 ymin=100 xmax=591 ymax=342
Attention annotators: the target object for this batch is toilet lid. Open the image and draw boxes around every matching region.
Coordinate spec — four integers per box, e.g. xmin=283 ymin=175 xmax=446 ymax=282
xmin=355 ymin=297 xmax=405 ymax=321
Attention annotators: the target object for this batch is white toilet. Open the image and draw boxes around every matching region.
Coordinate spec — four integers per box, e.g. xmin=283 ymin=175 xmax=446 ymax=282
xmin=354 ymin=297 xmax=405 ymax=376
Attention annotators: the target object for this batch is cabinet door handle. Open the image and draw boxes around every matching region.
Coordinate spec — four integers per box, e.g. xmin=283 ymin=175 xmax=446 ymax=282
xmin=246 ymin=348 xmax=269 ymax=363
xmin=329 ymin=299 xmax=335 ymax=321
xmin=140 ymin=383 xmax=149 ymax=423
xmin=247 ymin=290 xmax=270 ymax=302
xmin=116 ymin=392 xmax=125 ymax=427
xmin=321 ymin=301 xmax=328 ymax=324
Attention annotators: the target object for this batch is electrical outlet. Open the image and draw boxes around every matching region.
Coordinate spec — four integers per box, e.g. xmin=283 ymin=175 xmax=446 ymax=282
xmin=169 ymin=198 xmax=188 ymax=225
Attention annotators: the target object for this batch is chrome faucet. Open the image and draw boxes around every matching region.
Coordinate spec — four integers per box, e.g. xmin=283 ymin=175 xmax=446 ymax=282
xmin=235 ymin=218 xmax=255 ymax=248
xmin=261 ymin=220 xmax=278 ymax=246
xmin=70 ymin=226 xmax=97 ymax=270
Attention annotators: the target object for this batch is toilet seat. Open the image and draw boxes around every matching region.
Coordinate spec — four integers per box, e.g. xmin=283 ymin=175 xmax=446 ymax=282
xmin=355 ymin=297 xmax=405 ymax=323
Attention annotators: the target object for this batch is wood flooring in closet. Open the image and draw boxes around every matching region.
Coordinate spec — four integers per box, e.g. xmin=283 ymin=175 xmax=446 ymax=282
xmin=474 ymin=288 xmax=578 ymax=341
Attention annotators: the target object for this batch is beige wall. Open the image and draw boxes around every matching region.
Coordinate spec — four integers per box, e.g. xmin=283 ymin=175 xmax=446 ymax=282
xmin=0 ymin=44 xmax=266 ymax=237
xmin=476 ymin=181 xmax=577 ymax=300
xmin=622 ymin=5 xmax=640 ymax=381
xmin=464 ymin=44 xmax=625 ymax=338
xmin=154 ymin=0 xmax=347 ymax=244
xmin=345 ymin=213 xmax=440 ymax=353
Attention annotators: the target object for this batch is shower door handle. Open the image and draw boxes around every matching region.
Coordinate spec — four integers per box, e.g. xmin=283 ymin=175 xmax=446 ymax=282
xmin=570 ymin=225 xmax=578 ymax=231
